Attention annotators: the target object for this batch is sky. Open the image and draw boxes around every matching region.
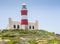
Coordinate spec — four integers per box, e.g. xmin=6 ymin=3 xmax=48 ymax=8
xmin=0 ymin=0 xmax=60 ymax=34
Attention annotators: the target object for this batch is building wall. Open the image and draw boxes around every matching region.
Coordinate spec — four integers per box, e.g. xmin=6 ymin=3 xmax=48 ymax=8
xmin=6 ymin=18 xmax=38 ymax=30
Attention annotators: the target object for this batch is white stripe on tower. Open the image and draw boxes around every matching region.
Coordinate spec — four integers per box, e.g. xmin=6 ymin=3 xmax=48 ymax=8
xmin=21 ymin=15 xmax=27 ymax=19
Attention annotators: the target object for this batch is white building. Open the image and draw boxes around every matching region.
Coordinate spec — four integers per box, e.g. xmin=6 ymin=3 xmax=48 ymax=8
xmin=6 ymin=18 xmax=38 ymax=30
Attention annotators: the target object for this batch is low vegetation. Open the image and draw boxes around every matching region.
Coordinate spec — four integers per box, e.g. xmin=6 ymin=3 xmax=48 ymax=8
xmin=0 ymin=29 xmax=60 ymax=44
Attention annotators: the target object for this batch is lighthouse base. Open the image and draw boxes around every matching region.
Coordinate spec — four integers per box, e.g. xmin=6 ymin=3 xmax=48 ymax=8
xmin=20 ymin=25 xmax=28 ymax=30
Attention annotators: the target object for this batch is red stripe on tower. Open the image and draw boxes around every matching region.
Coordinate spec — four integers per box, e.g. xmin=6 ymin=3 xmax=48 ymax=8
xmin=21 ymin=3 xmax=28 ymax=25
xmin=21 ymin=19 xmax=28 ymax=25
xmin=21 ymin=10 xmax=27 ymax=15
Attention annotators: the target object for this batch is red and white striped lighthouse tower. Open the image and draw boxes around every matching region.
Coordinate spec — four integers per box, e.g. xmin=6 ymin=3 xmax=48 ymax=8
xmin=21 ymin=3 xmax=28 ymax=29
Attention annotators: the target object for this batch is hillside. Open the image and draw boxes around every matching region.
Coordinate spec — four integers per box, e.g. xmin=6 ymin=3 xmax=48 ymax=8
xmin=0 ymin=29 xmax=60 ymax=44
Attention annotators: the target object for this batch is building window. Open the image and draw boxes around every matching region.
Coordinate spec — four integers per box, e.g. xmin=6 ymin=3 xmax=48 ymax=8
xmin=32 ymin=26 xmax=34 ymax=29
xmin=13 ymin=25 xmax=16 ymax=29
xmin=17 ymin=25 xmax=19 ymax=29
xmin=29 ymin=26 xmax=31 ymax=29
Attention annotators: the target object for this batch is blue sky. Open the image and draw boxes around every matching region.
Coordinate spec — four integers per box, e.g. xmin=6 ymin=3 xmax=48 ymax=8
xmin=0 ymin=0 xmax=60 ymax=34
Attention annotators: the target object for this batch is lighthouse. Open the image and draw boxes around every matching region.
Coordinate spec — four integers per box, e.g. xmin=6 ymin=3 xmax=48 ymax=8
xmin=6 ymin=2 xmax=38 ymax=30
xmin=20 ymin=3 xmax=28 ymax=29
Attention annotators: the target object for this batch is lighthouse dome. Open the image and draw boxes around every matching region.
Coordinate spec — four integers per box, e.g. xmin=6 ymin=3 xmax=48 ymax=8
xmin=22 ymin=2 xmax=26 ymax=5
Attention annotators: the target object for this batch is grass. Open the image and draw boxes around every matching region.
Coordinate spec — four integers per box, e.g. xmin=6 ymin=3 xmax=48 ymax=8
xmin=0 ymin=29 xmax=60 ymax=44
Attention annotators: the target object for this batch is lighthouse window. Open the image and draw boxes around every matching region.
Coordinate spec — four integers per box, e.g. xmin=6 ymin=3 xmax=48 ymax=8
xmin=13 ymin=25 xmax=16 ymax=29
xmin=32 ymin=26 xmax=34 ymax=29
xmin=29 ymin=26 xmax=31 ymax=29
xmin=17 ymin=25 xmax=19 ymax=29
